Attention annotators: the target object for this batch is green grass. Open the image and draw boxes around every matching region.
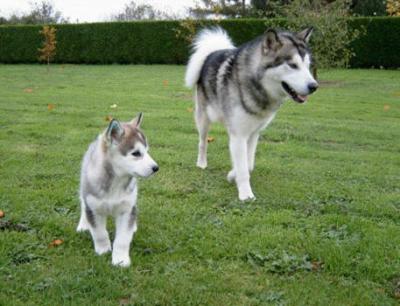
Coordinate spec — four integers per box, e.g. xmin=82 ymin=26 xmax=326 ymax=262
xmin=0 ymin=65 xmax=399 ymax=305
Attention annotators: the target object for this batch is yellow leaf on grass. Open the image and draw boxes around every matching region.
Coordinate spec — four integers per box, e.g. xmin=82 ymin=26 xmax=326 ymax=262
xmin=49 ymin=239 xmax=63 ymax=248
xmin=163 ymin=80 xmax=169 ymax=86
xmin=207 ymin=136 xmax=215 ymax=143
xmin=383 ymin=104 xmax=390 ymax=111
xmin=47 ymin=103 xmax=55 ymax=111
xmin=105 ymin=115 xmax=113 ymax=122
xmin=24 ymin=88 xmax=33 ymax=93
xmin=110 ymin=104 xmax=118 ymax=109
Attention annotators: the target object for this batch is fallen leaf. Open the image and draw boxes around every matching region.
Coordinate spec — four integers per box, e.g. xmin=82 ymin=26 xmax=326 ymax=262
xmin=119 ymin=297 xmax=130 ymax=305
xmin=110 ymin=104 xmax=118 ymax=109
xmin=105 ymin=115 xmax=113 ymax=122
xmin=383 ymin=104 xmax=390 ymax=111
xmin=24 ymin=88 xmax=33 ymax=93
xmin=207 ymin=136 xmax=215 ymax=143
xmin=163 ymin=80 xmax=169 ymax=86
xmin=187 ymin=107 xmax=193 ymax=113
xmin=47 ymin=103 xmax=55 ymax=111
xmin=49 ymin=239 xmax=64 ymax=248
xmin=0 ymin=210 xmax=4 ymax=218
xmin=311 ymin=260 xmax=323 ymax=271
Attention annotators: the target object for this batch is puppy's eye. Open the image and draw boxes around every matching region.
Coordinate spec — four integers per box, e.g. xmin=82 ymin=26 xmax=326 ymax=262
xmin=131 ymin=151 xmax=141 ymax=157
xmin=288 ymin=63 xmax=299 ymax=69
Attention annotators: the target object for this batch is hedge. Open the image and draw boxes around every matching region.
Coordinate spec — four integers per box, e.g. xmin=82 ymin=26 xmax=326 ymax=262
xmin=0 ymin=17 xmax=399 ymax=68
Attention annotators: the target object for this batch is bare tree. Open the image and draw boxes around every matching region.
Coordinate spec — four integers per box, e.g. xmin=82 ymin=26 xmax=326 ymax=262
xmin=110 ymin=1 xmax=169 ymax=21
xmin=1 ymin=1 xmax=68 ymax=25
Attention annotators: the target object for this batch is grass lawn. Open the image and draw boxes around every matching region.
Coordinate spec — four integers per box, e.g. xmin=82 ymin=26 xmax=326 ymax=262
xmin=0 ymin=65 xmax=399 ymax=305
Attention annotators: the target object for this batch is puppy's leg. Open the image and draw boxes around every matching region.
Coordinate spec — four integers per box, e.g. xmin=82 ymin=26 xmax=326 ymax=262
xmin=247 ymin=132 xmax=259 ymax=173
xmin=86 ymin=208 xmax=111 ymax=255
xmin=195 ymin=89 xmax=210 ymax=169
xmin=112 ymin=206 xmax=137 ymax=267
xmin=229 ymin=135 xmax=255 ymax=201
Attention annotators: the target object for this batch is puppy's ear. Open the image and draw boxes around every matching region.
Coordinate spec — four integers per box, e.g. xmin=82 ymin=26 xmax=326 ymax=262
xmin=130 ymin=112 xmax=143 ymax=128
xmin=106 ymin=119 xmax=124 ymax=143
xmin=263 ymin=29 xmax=282 ymax=54
xmin=296 ymin=27 xmax=313 ymax=43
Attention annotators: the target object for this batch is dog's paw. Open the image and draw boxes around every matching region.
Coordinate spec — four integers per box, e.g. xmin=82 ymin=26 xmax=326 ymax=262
xmin=239 ymin=193 xmax=256 ymax=201
xmin=196 ymin=160 xmax=207 ymax=169
xmin=95 ymin=243 xmax=112 ymax=255
xmin=227 ymin=170 xmax=235 ymax=183
xmin=238 ymin=188 xmax=256 ymax=201
xmin=112 ymin=253 xmax=131 ymax=267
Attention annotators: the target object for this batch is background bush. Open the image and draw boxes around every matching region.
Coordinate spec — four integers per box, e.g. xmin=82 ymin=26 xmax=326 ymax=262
xmin=0 ymin=17 xmax=399 ymax=68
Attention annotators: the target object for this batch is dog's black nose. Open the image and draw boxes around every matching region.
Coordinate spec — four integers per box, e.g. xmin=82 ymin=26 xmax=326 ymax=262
xmin=308 ymin=82 xmax=319 ymax=94
xmin=152 ymin=165 xmax=159 ymax=173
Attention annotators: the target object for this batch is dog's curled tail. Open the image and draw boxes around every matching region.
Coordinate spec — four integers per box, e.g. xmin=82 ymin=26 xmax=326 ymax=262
xmin=185 ymin=27 xmax=235 ymax=89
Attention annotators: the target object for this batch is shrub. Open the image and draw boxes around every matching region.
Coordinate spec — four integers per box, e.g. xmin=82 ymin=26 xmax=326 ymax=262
xmin=0 ymin=17 xmax=399 ymax=68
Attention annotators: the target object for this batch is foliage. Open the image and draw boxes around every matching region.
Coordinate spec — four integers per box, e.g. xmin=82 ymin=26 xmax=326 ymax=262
xmin=110 ymin=1 xmax=171 ymax=21
xmin=349 ymin=17 xmax=400 ymax=68
xmin=282 ymin=0 xmax=361 ymax=68
xmin=38 ymin=25 xmax=57 ymax=70
xmin=0 ymin=1 xmax=68 ymax=25
xmin=387 ymin=0 xmax=400 ymax=16
xmin=189 ymin=0 xmax=248 ymax=18
xmin=0 ymin=17 xmax=399 ymax=68
xmin=351 ymin=0 xmax=387 ymax=16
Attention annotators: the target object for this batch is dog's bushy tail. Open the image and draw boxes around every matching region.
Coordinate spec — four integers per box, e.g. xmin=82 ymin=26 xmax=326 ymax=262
xmin=185 ymin=27 xmax=235 ymax=89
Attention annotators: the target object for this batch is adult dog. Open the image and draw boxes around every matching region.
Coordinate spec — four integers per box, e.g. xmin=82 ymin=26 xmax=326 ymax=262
xmin=185 ymin=27 xmax=318 ymax=200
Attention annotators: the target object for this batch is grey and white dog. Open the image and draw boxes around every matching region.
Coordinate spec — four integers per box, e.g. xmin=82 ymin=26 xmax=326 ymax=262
xmin=77 ymin=113 xmax=158 ymax=267
xmin=185 ymin=27 xmax=318 ymax=201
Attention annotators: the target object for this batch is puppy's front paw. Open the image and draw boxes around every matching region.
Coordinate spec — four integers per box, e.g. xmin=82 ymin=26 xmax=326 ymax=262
xmin=95 ymin=242 xmax=112 ymax=255
xmin=112 ymin=252 xmax=131 ymax=267
xmin=196 ymin=160 xmax=207 ymax=169
xmin=239 ymin=192 xmax=256 ymax=201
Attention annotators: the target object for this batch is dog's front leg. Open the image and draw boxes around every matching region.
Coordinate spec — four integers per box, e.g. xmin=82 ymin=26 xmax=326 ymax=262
xmin=112 ymin=206 xmax=137 ymax=267
xmin=229 ymin=135 xmax=255 ymax=201
xmin=247 ymin=132 xmax=259 ymax=173
xmin=88 ymin=214 xmax=111 ymax=255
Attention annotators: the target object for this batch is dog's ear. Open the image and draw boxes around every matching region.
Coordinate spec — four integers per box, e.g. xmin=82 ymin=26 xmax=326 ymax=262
xmin=130 ymin=112 xmax=143 ymax=128
xmin=296 ymin=27 xmax=313 ymax=43
xmin=263 ymin=29 xmax=282 ymax=54
xmin=106 ymin=119 xmax=124 ymax=143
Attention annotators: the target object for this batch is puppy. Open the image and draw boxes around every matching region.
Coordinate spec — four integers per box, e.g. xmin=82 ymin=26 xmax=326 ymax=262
xmin=77 ymin=113 xmax=158 ymax=267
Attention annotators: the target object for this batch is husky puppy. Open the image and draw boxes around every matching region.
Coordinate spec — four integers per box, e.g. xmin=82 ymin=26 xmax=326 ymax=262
xmin=77 ymin=113 xmax=158 ymax=267
xmin=185 ymin=27 xmax=318 ymax=201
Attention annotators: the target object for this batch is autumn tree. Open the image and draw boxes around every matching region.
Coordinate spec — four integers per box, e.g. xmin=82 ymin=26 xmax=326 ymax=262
xmin=38 ymin=26 xmax=57 ymax=72
xmin=387 ymin=0 xmax=400 ymax=16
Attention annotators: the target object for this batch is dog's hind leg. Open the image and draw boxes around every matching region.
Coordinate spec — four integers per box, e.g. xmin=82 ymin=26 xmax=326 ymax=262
xmin=195 ymin=88 xmax=210 ymax=169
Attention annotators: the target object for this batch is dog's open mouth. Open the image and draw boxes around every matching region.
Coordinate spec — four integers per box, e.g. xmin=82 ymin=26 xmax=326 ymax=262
xmin=281 ymin=82 xmax=308 ymax=103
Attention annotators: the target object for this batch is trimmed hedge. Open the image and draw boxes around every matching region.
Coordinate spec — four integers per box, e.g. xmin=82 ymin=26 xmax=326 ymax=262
xmin=349 ymin=17 xmax=400 ymax=68
xmin=0 ymin=17 xmax=399 ymax=67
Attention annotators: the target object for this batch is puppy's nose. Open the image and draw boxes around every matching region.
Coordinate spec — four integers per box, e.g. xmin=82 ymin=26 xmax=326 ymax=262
xmin=152 ymin=165 xmax=159 ymax=173
xmin=308 ymin=82 xmax=319 ymax=94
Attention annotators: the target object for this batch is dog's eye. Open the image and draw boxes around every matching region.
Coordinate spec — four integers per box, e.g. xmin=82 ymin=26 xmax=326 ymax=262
xmin=131 ymin=151 xmax=141 ymax=157
xmin=288 ymin=63 xmax=299 ymax=69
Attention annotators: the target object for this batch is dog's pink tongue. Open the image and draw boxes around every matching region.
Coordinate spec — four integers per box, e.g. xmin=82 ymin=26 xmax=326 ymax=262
xmin=297 ymin=95 xmax=308 ymax=103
